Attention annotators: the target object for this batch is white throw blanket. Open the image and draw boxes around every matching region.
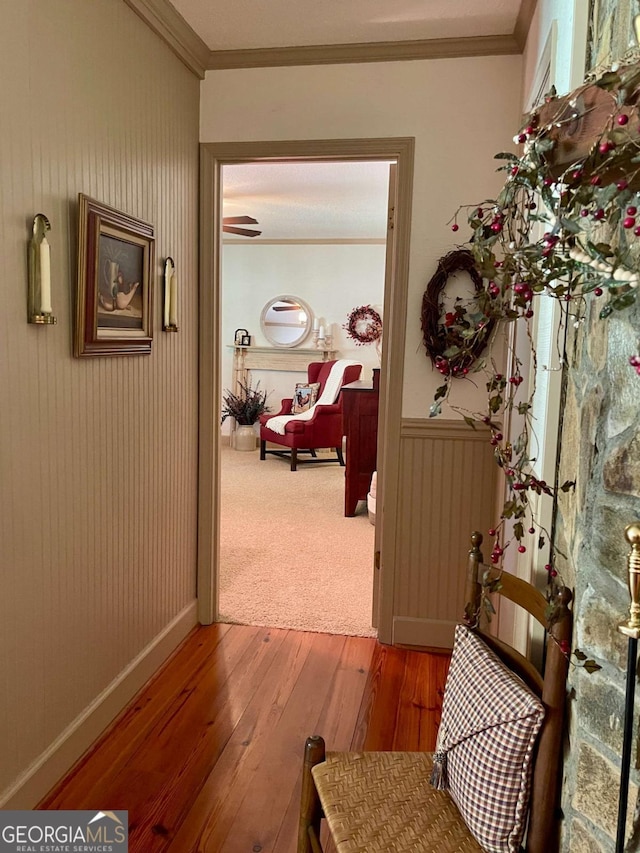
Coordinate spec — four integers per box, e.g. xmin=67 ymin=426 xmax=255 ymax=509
xmin=264 ymin=359 xmax=361 ymax=436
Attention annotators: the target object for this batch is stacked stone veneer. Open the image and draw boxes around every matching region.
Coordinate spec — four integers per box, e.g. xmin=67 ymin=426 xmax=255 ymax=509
xmin=556 ymin=297 xmax=640 ymax=851
xmin=552 ymin=9 xmax=640 ymax=850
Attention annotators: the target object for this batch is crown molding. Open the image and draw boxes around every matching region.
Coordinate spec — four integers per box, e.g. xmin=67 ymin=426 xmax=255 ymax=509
xmin=123 ymin=0 xmax=209 ymax=78
xmin=205 ymin=34 xmax=521 ymax=71
xmin=514 ymin=0 xmax=539 ymax=51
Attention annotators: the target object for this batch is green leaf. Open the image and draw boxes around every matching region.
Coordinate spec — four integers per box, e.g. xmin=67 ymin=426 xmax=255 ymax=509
xmin=463 ymin=416 xmax=477 ymax=430
xmin=559 ymin=217 xmax=582 ymax=234
xmin=599 ymin=303 xmax=614 ymax=319
xmin=434 ymin=384 xmax=448 ymax=401
xmin=494 ymin=152 xmax=519 ymax=161
xmin=583 ymin=660 xmax=602 ymax=674
xmin=573 ymin=648 xmax=587 ymax=661
xmin=514 ymin=521 xmax=524 ymax=540
xmin=560 ymin=480 xmax=575 ymax=492
xmin=612 ymin=291 xmax=637 ymax=311
xmin=429 ymin=402 xmax=442 ymax=418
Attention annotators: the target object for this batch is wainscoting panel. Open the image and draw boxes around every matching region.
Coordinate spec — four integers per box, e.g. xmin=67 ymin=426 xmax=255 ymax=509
xmin=392 ymin=419 xmax=498 ymax=648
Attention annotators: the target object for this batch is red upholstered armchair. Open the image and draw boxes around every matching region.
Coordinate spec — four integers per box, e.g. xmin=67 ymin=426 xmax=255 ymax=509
xmin=259 ymin=360 xmax=362 ymax=471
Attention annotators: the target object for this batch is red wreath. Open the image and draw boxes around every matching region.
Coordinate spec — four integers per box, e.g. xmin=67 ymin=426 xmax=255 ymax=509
xmin=344 ymin=305 xmax=383 ymax=346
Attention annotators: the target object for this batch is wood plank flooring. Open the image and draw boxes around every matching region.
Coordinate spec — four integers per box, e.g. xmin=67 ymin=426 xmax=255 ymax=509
xmin=40 ymin=624 xmax=450 ymax=853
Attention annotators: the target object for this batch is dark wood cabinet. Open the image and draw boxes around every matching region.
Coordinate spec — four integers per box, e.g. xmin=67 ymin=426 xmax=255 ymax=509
xmin=341 ymin=379 xmax=379 ymax=516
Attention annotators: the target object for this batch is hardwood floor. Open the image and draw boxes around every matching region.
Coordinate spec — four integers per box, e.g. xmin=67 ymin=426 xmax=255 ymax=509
xmin=40 ymin=623 xmax=450 ymax=852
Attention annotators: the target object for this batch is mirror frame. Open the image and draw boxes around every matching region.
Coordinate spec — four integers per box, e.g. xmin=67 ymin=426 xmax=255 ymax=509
xmin=259 ymin=294 xmax=314 ymax=348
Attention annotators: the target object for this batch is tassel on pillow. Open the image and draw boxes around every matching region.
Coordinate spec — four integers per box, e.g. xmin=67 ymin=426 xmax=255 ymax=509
xmin=430 ymin=750 xmax=448 ymax=790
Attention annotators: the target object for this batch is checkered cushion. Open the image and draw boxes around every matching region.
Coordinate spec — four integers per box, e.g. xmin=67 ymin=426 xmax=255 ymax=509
xmin=434 ymin=624 xmax=545 ymax=853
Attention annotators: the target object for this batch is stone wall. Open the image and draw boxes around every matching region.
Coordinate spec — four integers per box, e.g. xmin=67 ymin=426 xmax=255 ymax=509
xmin=558 ymin=300 xmax=640 ymax=851
xmin=558 ymin=6 xmax=640 ymax=849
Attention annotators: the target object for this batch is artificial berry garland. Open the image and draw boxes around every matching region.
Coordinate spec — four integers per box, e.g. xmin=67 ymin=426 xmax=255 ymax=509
xmin=432 ymin=61 xmax=640 ymax=590
xmin=344 ymin=305 xmax=383 ymax=345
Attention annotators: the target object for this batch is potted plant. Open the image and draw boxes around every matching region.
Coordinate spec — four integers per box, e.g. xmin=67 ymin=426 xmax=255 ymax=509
xmin=221 ymin=382 xmax=270 ymax=451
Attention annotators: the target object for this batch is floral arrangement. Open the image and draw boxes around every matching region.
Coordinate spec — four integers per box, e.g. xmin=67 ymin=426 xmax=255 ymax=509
xmin=431 ymin=62 xmax=640 ymax=577
xmin=344 ymin=305 xmax=383 ymax=345
xmin=221 ymin=382 xmax=270 ymax=425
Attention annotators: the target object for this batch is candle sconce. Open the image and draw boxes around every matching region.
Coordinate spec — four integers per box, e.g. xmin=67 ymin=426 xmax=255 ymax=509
xmin=28 ymin=214 xmax=57 ymax=325
xmin=163 ymin=257 xmax=178 ymax=332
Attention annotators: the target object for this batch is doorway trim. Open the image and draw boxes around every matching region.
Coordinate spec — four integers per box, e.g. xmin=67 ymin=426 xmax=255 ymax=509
xmin=198 ymin=137 xmax=415 ymax=644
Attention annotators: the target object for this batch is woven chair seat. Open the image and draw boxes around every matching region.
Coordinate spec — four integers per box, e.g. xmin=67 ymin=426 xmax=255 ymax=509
xmin=311 ymin=751 xmax=484 ymax=853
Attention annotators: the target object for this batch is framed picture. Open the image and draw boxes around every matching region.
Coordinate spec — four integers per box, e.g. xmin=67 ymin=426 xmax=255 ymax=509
xmin=74 ymin=194 xmax=155 ymax=357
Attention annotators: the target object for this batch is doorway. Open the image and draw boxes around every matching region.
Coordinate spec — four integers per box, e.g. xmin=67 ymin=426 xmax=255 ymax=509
xmin=219 ymin=159 xmax=389 ymax=635
xmin=197 ymin=138 xmax=415 ymax=645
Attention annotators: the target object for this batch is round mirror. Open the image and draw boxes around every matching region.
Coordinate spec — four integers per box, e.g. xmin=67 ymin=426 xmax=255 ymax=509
xmin=260 ymin=295 xmax=313 ymax=348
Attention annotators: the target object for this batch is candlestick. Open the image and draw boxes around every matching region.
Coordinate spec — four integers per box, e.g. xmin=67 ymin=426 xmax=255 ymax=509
xmin=169 ymin=273 xmax=178 ymax=326
xmin=28 ymin=214 xmax=56 ymax=325
xmin=313 ymin=318 xmax=319 ymax=332
xmin=163 ymin=257 xmax=178 ymax=332
xmin=39 ymin=237 xmax=52 ymax=313
xmin=318 ymin=325 xmax=325 ymax=340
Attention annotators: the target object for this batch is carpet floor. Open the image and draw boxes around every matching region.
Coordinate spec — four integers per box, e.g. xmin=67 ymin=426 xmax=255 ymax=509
xmin=219 ymin=444 xmax=377 ymax=637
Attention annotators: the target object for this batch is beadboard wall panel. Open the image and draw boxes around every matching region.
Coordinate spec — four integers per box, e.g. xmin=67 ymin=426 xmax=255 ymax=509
xmin=392 ymin=419 xmax=498 ymax=648
xmin=0 ymin=0 xmax=199 ymax=803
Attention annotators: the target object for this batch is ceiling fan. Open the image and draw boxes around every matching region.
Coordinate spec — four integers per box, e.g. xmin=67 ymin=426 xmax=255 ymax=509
xmin=222 ymin=215 xmax=262 ymax=237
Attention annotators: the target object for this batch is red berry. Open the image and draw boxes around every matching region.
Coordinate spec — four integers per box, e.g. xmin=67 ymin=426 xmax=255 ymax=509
xmin=628 ymin=206 xmax=638 ymax=216
xmin=635 ymin=227 xmax=640 ymax=237
xmin=551 ymin=569 xmax=558 ymax=577
xmin=477 ymin=207 xmax=484 ymax=217
xmin=543 ymin=177 xmax=554 ymax=187
xmin=451 ymin=223 xmax=459 ymax=232
xmin=525 ymin=309 xmax=534 ymax=318
xmin=623 ymin=217 xmax=636 ymax=229
xmin=525 ymin=126 xmax=535 ymax=135
xmin=593 ymin=209 xmax=605 ymax=220
xmin=488 ymin=528 xmax=496 ymax=537
xmin=618 ymin=179 xmax=629 ymax=190
xmin=517 ymin=133 xmax=527 ymax=144
xmin=518 ymin=545 xmax=526 ymax=553
xmin=528 ymin=527 xmax=535 ymax=534
xmin=491 ymin=223 xmax=502 ymax=233
xmin=590 ymin=175 xmax=602 ymax=186
xmin=618 ymin=114 xmax=629 ymax=125
xmin=544 ymin=564 xmax=552 ymax=572
xmin=594 ymin=287 xmax=603 ymax=296
xmin=580 ymin=208 xmax=589 ymax=217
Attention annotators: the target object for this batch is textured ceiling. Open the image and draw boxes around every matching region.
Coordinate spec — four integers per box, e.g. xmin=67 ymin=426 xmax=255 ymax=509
xmin=170 ymin=0 xmax=521 ymax=52
xmin=222 ymin=161 xmax=393 ymax=241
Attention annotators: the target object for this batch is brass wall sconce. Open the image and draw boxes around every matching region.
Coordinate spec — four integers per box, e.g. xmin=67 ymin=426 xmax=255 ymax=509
xmin=28 ymin=214 xmax=57 ymax=325
xmin=163 ymin=257 xmax=178 ymax=332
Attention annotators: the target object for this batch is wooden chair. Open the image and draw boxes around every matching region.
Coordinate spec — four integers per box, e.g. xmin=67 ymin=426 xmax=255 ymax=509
xmin=297 ymin=531 xmax=573 ymax=853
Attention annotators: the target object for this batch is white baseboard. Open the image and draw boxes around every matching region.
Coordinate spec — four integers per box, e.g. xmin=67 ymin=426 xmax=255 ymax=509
xmin=0 ymin=600 xmax=198 ymax=808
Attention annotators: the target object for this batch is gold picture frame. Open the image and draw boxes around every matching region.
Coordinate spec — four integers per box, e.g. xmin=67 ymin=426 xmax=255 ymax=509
xmin=74 ymin=194 xmax=155 ymax=357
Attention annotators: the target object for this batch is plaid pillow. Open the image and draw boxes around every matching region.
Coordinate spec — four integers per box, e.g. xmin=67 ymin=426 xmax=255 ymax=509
xmin=291 ymin=382 xmax=320 ymax=414
xmin=432 ymin=624 xmax=545 ymax=853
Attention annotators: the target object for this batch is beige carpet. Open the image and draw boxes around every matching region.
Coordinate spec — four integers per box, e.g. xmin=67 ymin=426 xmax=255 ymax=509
xmin=219 ymin=444 xmax=377 ymax=637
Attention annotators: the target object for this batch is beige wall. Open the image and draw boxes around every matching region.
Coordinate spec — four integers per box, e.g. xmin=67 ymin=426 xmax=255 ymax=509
xmin=0 ymin=0 xmax=200 ymax=804
xmin=200 ymin=57 xmax=522 ymax=418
